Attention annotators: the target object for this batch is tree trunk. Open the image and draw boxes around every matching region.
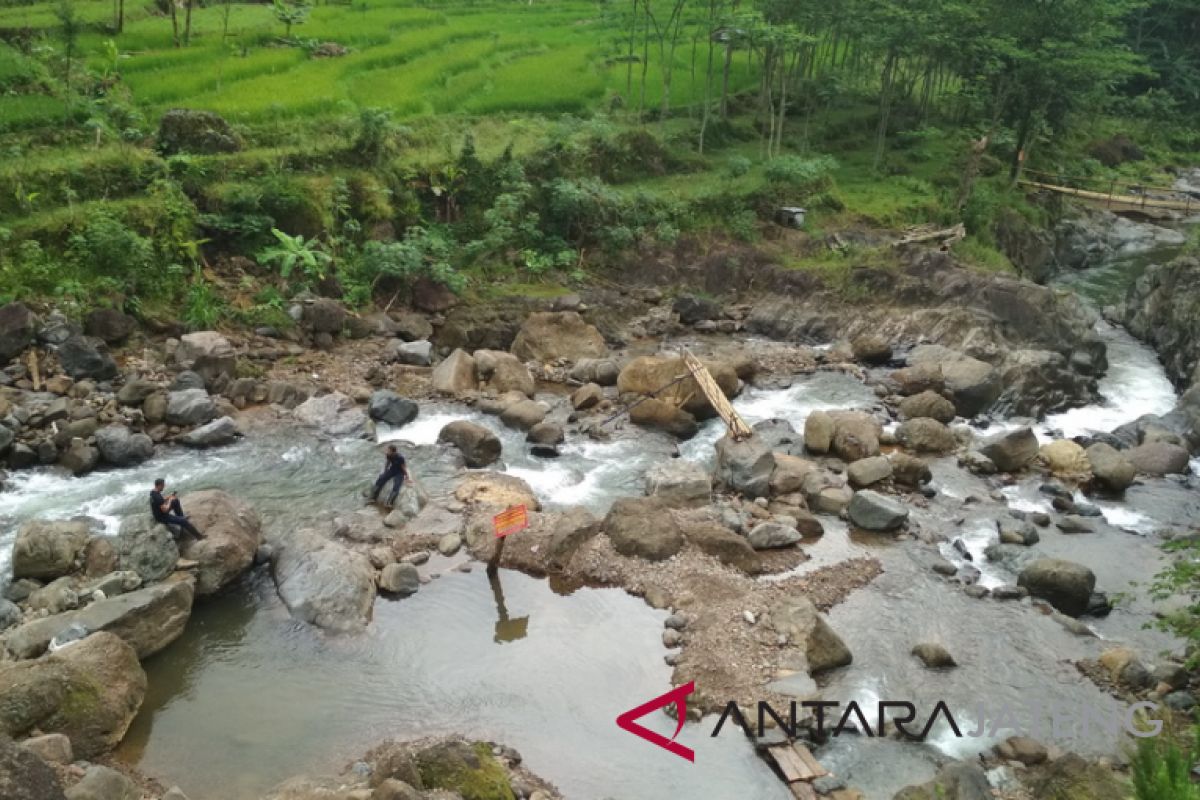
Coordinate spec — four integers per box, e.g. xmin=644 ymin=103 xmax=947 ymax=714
xmin=720 ymin=40 xmax=732 ymax=118
xmin=872 ymin=48 xmax=897 ymax=171
xmin=170 ymin=0 xmax=180 ymax=47
xmin=1010 ymin=108 xmax=1036 ymax=183
xmin=626 ymin=0 xmax=637 ymax=100
xmin=699 ymin=6 xmax=715 ymax=153
xmin=184 ymin=0 xmax=193 ymax=46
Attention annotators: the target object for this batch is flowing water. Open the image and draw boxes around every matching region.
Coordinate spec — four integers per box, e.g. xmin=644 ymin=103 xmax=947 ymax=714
xmin=1 ymin=247 xmax=1196 ymax=799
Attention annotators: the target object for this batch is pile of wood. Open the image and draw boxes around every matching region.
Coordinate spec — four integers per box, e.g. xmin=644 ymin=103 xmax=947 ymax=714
xmin=767 ymin=742 xmax=831 ymax=799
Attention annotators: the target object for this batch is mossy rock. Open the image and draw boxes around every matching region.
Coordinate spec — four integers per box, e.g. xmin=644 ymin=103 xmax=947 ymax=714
xmin=1024 ymin=753 xmax=1130 ymax=800
xmin=415 ymin=741 xmax=515 ymax=800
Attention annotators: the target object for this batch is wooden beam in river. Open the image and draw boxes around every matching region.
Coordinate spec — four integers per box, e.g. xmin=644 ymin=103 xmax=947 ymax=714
xmin=682 ymin=350 xmax=752 ymax=440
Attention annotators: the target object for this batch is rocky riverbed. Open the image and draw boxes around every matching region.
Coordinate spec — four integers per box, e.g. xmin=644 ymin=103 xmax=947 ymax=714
xmin=2 ymin=215 xmax=1199 ymax=800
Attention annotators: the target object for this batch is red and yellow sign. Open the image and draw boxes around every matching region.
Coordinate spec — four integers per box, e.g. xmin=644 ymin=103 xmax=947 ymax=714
xmin=492 ymin=505 xmax=529 ymax=538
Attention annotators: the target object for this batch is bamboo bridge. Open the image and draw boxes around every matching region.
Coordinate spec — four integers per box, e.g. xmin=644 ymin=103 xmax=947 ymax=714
xmin=1018 ymin=170 xmax=1198 ymax=218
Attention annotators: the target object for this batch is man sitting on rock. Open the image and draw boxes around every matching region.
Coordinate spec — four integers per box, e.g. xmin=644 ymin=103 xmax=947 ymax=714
xmin=150 ymin=478 xmax=205 ymax=539
xmin=368 ymin=444 xmax=408 ymax=508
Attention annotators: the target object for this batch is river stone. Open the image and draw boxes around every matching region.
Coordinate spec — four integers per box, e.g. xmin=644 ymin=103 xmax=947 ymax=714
xmin=499 ymin=398 xmax=547 ymax=430
xmin=602 ymin=497 xmax=683 ymax=561
xmin=896 ymin=418 xmax=956 ymax=453
xmin=766 ymin=597 xmax=852 ymax=674
xmin=894 ymin=762 xmax=991 ymax=800
xmin=378 ymin=563 xmax=420 ymax=597
xmin=889 ymin=453 xmax=932 ymax=487
xmin=388 ymin=339 xmax=433 ymax=366
xmin=454 ymin=472 xmax=540 ymax=511
xmin=680 ymin=522 xmax=760 ymax=573
xmin=26 ymin=578 xmax=78 ymax=615
xmin=898 ymin=390 xmax=956 ymax=424
xmin=617 ymin=355 xmax=739 ymax=419
xmin=571 ymin=383 xmax=603 ymax=411
xmin=570 ymin=358 xmax=620 ymax=387
xmin=20 ymin=734 xmax=73 ymax=767
xmin=437 ymin=533 xmax=463 ymax=557
xmin=438 ymin=421 xmax=501 ymax=468
xmin=83 ymin=308 xmax=135 ymax=345
xmin=293 ymin=392 xmax=368 ymax=438
xmin=1018 ymin=558 xmax=1096 ymax=617
xmin=0 ymin=735 xmax=67 ymax=800
xmin=6 ymin=580 xmax=194 ymax=661
xmin=753 ymin=418 xmax=804 ymax=456
xmin=178 ymin=490 xmax=263 ymax=597
xmin=803 ymin=410 xmax=835 ymax=454
xmin=628 ymin=397 xmax=698 ymax=438
xmin=747 ymin=521 xmax=802 ymax=550
xmin=1040 ymin=439 xmax=1091 ymax=477
xmin=997 ymin=517 xmax=1039 ymax=546
xmin=177 ymin=415 xmax=240 ymax=448
xmin=851 ymin=333 xmax=892 ymax=364
xmin=645 ymin=460 xmax=710 ymax=506
xmin=848 ymin=490 xmax=909 ymax=531
xmin=1127 ymin=440 xmax=1190 ymax=475
xmin=56 ymin=336 xmax=117 ymax=382
xmin=272 ymin=529 xmax=375 ymax=632
xmin=59 ymin=440 xmax=99 ymax=476
xmin=173 ymin=331 xmax=235 ymax=387
xmin=63 ymin=765 xmax=140 ymax=800
xmin=0 ymin=302 xmax=36 ymax=364
xmin=1023 ymin=752 xmax=1128 ymax=800
xmin=1085 ymin=443 xmax=1135 ymax=492
xmin=714 ymin=433 xmax=775 ymax=498
xmin=475 ymin=350 xmax=535 ymax=396
xmin=95 ymin=425 xmax=154 ymax=466
xmin=909 ymin=345 xmax=1001 ymax=416
xmin=11 ymin=520 xmax=91 ymax=581
xmin=0 ymin=632 xmax=146 ymax=759
xmin=995 ymin=736 xmax=1048 ymax=767
xmin=0 ymin=599 xmax=19 ymax=632
xmin=980 ymin=427 xmax=1039 ymax=472
xmin=367 ymin=390 xmax=418 ymax=427
xmin=511 ymin=311 xmax=606 ymax=362
xmin=769 ymin=454 xmax=819 ymax=495
xmin=830 ymin=411 xmax=881 ymax=462
xmin=912 ymin=642 xmax=957 ymax=669
xmin=165 ymin=388 xmax=216 ymax=427
xmin=116 ymin=516 xmax=180 ymax=583
xmin=116 ymin=379 xmax=158 ymax=407
xmin=431 ymin=349 xmax=477 ymax=395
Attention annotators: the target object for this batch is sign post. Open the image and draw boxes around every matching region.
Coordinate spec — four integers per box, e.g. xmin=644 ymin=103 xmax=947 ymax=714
xmin=489 ymin=504 xmax=529 ymax=574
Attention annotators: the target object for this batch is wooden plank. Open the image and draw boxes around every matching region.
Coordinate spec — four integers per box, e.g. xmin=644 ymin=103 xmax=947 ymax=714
xmin=788 ymin=782 xmax=818 ymax=800
xmin=682 ymin=350 xmax=753 ymax=440
xmin=1019 ymin=180 xmax=1195 ymax=212
xmin=792 ymin=743 xmax=829 ymax=779
xmin=770 ymin=744 xmax=817 ymax=781
xmin=767 ymin=745 xmax=805 ymax=783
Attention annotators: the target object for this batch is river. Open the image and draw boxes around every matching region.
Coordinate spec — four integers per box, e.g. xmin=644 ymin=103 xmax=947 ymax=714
xmin=1 ymin=248 xmax=1197 ymax=799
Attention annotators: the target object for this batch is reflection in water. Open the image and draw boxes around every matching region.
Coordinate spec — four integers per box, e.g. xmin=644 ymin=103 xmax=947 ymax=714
xmin=489 ymin=569 xmax=529 ymax=644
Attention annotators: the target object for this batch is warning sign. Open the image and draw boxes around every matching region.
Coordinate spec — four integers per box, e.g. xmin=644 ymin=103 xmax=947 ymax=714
xmin=492 ymin=505 xmax=529 ymax=539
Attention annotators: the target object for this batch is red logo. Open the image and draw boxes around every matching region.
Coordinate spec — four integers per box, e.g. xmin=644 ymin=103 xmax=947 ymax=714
xmin=616 ymin=681 xmax=695 ymax=762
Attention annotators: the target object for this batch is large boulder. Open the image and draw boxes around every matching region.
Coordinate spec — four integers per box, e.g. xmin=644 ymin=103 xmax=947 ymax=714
xmin=116 ymin=516 xmax=180 ymax=583
xmin=851 ymin=334 xmax=892 ymax=364
xmin=0 ymin=632 xmax=146 ymax=759
xmin=847 ymin=455 xmax=893 ymax=488
xmin=769 ymin=454 xmax=819 ymax=495
xmin=617 ymin=356 xmax=739 ymax=419
xmin=628 ymin=398 xmax=698 ymax=439
xmin=511 ymin=312 xmax=606 ymax=362
xmin=302 ymin=299 xmax=346 ymax=334
xmin=56 ymin=336 xmax=117 ymax=382
xmin=997 ymin=349 xmax=1098 ymax=417
xmin=896 ymin=418 xmax=956 ymax=453
xmin=454 ymin=472 xmax=540 ymax=511
xmin=178 ymin=490 xmax=263 ymax=597
xmin=387 ymin=339 xmax=433 ymax=367
xmin=474 ymin=350 xmax=535 ymax=397
xmin=893 ymin=762 xmax=991 ymax=800
xmin=682 ymin=522 xmax=761 ymax=573
xmin=94 ymin=426 xmax=154 ymax=467
xmin=165 ymin=388 xmax=217 ymax=427
xmin=803 ymin=410 xmax=835 ymax=454
xmin=644 ymin=460 xmax=710 ymax=507
xmin=1086 ymin=443 xmax=1135 ymax=492
xmin=60 ymin=440 xmax=97 ymax=477
xmin=271 ymin=530 xmax=375 ymax=632
xmin=498 ymin=398 xmax=547 ymax=430
xmin=177 ymin=415 xmax=240 ymax=448
xmin=0 ymin=302 xmax=36 ymax=364
xmin=293 ymin=392 xmax=368 ymax=438
xmin=908 ymin=345 xmax=1001 ymax=416
xmin=438 ymin=421 xmax=501 ymax=468
xmin=378 ymin=563 xmax=419 ymax=597
xmin=63 ymin=765 xmax=141 ymax=800
xmin=602 ymin=497 xmax=683 ymax=561
xmin=173 ymin=331 xmax=236 ymax=387
xmin=1023 ymin=752 xmax=1130 ymax=800
xmin=1017 ymin=558 xmax=1096 ymax=617
xmin=4 ymin=580 xmax=194 ymax=660
xmin=1127 ymin=440 xmax=1190 ymax=475
xmin=898 ymin=390 xmax=956 ymax=424
xmin=116 ymin=379 xmax=158 ymax=407
xmin=747 ymin=521 xmax=802 ymax=550
xmin=367 ymin=391 xmax=419 ymax=428
xmin=848 ymin=490 xmax=909 ymax=531
xmin=83 ymin=309 xmax=135 ymax=345
xmin=829 ymin=411 xmax=881 ymax=462
xmin=11 ymin=520 xmax=91 ymax=581
xmin=765 ymin=597 xmax=852 ymax=674
xmin=431 ymin=349 xmax=477 ymax=395
xmin=714 ymin=434 xmax=776 ymax=498
xmin=0 ymin=734 xmax=67 ymax=800
xmin=980 ymin=427 xmax=1039 ymax=472
xmin=1040 ymin=440 xmax=1091 ymax=478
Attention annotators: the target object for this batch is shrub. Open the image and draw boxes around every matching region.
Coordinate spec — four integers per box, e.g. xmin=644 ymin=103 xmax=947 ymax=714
xmin=764 ymin=154 xmax=838 ymax=188
xmin=726 ymin=155 xmax=752 ymax=179
xmin=341 ymin=227 xmax=463 ymax=305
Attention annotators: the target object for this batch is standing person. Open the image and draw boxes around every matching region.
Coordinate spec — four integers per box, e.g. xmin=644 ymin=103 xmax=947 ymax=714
xmin=369 ymin=444 xmax=408 ymax=507
xmin=150 ymin=478 xmax=205 ymax=539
